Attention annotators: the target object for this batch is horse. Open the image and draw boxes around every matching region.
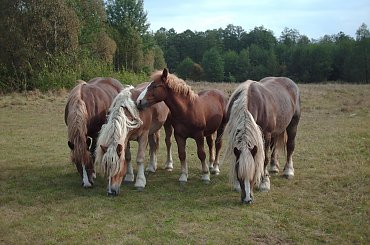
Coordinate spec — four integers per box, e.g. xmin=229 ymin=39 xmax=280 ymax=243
xmin=94 ymin=84 xmax=172 ymax=196
xmin=136 ymin=68 xmax=228 ymax=184
xmin=64 ymin=77 xmax=124 ymax=187
xmin=223 ymin=77 xmax=301 ymax=204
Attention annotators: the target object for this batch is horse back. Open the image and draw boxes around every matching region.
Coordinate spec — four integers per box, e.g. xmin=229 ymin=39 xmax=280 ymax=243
xmin=195 ymin=89 xmax=228 ymax=135
xmin=73 ymin=77 xmax=123 ymax=137
xmin=249 ymin=77 xmax=300 ymax=134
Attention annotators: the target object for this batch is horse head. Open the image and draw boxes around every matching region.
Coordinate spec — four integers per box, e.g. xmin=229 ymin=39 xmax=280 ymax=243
xmin=137 ymin=68 xmax=169 ymax=110
xmin=95 ymin=87 xmax=142 ymax=196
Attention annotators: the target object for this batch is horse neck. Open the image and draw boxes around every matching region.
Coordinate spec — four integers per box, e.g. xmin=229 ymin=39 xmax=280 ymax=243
xmin=164 ymin=90 xmax=193 ymax=118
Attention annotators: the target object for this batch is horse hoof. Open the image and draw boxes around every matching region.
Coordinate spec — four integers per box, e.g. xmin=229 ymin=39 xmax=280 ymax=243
xmin=269 ymin=166 xmax=279 ymax=175
xmin=107 ymin=190 xmax=118 ymax=197
xmin=210 ymin=169 xmax=220 ymax=175
xmin=283 ymin=174 xmax=294 ymax=179
xmin=165 ymin=167 xmax=173 ymax=172
xmin=242 ymin=199 xmax=253 ymax=205
xmin=179 ymin=181 xmax=186 ymax=187
xmin=202 ymin=179 xmax=211 ymax=185
xmin=82 ymin=182 xmax=93 ymax=188
xmin=283 ymin=168 xmax=294 ymax=179
xmin=136 ymin=187 xmax=145 ymax=192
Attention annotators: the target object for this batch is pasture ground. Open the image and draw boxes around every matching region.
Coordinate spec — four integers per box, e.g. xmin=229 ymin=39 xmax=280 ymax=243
xmin=0 ymin=83 xmax=369 ymax=244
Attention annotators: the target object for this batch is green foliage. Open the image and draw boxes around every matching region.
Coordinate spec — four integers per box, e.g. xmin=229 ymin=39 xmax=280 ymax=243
xmin=202 ymin=48 xmax=224 ymax=82
xmin=176 ymin=57 xmax=204 ymax=81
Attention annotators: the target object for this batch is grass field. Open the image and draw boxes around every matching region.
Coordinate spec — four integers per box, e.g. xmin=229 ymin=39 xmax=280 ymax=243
xmin=0 ymin=83 xmax=369 ymax=244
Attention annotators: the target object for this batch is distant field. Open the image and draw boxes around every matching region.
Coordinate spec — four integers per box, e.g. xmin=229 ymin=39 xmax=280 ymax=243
xmin=0 ymin=83 xmax=369 ymax=244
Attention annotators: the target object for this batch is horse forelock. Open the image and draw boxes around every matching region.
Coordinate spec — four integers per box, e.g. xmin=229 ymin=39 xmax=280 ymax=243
xmin=223 ymin=80 xmax=265 ymax=186
xmin=95 ymin=88 xmax=142 ymax=177
xmin=66 ymin=83 xmax=89 ymax=164
xmin=151 ymin=71 xmax=197 ymax=102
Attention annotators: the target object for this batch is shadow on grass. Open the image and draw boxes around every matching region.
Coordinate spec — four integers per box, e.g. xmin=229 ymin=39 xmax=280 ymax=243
xmin=1 ymin=163 xmax=240 ymax=210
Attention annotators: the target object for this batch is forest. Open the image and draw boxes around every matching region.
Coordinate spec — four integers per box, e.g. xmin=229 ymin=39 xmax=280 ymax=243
xmin=0 ymin=0 xmax=369 ymax=92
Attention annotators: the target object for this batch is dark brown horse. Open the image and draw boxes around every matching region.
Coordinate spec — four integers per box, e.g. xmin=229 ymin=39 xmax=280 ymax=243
xmin=223 ymin=77 xmax=301 ymax=204
xmin=137 ymin=68 xmax=228 ymax=184
xmin=94 ymin=84 xmax=172 ymax=195
xmin=64 ymin=77 xmax=124 ymax=187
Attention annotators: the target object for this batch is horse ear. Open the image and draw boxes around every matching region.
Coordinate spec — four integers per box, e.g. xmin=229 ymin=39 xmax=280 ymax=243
xmin=250 ymin=145 xmax=257 ymax=158
xmin=161 ymin=68 xmax=168 ymax=81
xmin=100 ymin=145 xmax=108 ymax=153
xmin=116 ymin=144 xmax=123 ymax=157
xmin=68 ymin=141 xmax=74 ymax=150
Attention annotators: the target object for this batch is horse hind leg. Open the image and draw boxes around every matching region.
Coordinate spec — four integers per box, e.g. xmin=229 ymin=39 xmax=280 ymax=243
xmin=283 ymin=116 xmax=299 ymax=179
xmin=269 ymin=133 xmax=286 ymax=174
xmin=146 ymin=132 xmax=159 ymax=173
xmin=195 ymin=135 xmax=210 ymax=183
xmin=211 ymin=123 xmax=226 ymax=175
xmin=163 ymin=121 xmax=174 ymax=171
xmin=206 ymin=134 xmax=216 ymax=173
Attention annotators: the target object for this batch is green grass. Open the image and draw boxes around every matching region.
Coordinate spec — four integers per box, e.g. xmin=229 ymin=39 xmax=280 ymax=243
xmin=0 ymin=84 xmax=369 ymax=244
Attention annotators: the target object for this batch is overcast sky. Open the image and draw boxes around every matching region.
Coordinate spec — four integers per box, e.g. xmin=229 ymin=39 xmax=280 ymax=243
xmin=144 ymin=0 xmax=370 ymax=39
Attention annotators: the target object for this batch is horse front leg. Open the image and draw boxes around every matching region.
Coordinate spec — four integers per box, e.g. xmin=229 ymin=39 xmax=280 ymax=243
xmin=175 ymin=134 xmax=188 ymax=183
xmin=164 ymin=121 xmax=174 ymax=171
xmin=259 ymin=133 xmax=271 ymax=192
xmin=124 ymin=141 xmax=134 ymax=183
xmin=195 ymin=135 xmax=210 ymax=183
xmin=135 ymin=134 xmax=148 ymax=190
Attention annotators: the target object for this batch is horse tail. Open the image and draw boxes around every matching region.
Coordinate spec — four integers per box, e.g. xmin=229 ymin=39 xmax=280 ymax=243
xmin=223 ymin=80 xmax=265 ymax=187
xmin=272 ymin=131 xmax=287 ymax=157
xmin=66 ymin=82 xmax=89 ymax=164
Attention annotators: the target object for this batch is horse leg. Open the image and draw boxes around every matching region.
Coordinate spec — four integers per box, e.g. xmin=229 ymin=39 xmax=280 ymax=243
xmin=212 ymin=124 xmax=225 ymax=176
xmin=124 ymin=141 xmax=134 ymax=183
xmin=175 ymin=134 xmax=188 ymax=183
xmin=206 ymin=134 xmax=215 ymax=172
xmin=195 ymin=135 xmax=210 ymax=183
xmin=146 ymin=132 xmax=159 ymax=173
xmin=163 ymin=121 xmax=174 ymax=171
xmin=259 ymin=133 xmax=271 ymax=192
xmin=283 ymin=117 xmax=299 ymax=178
xmin=135 ymin=134 xmax=148 ymax=190
xmin=269 ymin=138 xmax=280 ymax=174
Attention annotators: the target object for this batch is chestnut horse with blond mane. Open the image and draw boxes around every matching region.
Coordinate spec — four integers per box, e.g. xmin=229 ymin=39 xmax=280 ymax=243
xmin=65 ymin=77 xmax=123 ymax=187
xmin=95 ymin=83 xmax=172 ymax=196
xmin=223 ymin=77 xmax=301 ymax=204
xmin=137 ymin=68 xmax=228 ymax=184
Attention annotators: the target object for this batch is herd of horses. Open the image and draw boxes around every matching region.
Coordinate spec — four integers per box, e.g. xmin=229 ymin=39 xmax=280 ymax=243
xmin=65 ymin=68 xmax=301 ymax=204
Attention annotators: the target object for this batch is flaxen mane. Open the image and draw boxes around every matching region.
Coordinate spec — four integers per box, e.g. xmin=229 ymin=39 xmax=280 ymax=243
xmin=66 ymin=81 xmax=89 ymax=164
xmin=223 ymin=80 xmax=265 ymax=187
xmin=95 ymin=86 xmax=142 ymax=178
xmin=151 ymin=70 xmax=198 ymax=102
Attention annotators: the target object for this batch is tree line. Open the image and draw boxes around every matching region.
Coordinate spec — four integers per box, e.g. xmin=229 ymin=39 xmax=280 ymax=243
xmin=0 ymin=0 xmax=369 ymax=92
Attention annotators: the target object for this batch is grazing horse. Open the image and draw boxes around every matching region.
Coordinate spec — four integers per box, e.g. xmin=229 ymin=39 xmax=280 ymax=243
xmin=137 ymin=68 xmax=228 ymax=184
xmin=94 ymin=84 xmax=172 ymax=196
xmin=224 ymin=77 xmax=301 ymax=204
xmin=64 ymin=77 xmax=123 ymax=187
